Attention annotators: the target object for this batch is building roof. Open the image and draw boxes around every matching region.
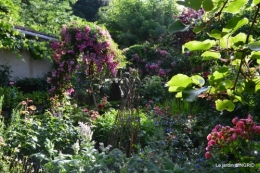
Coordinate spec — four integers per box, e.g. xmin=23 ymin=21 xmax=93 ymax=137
xmin=15 ymin=26 xmax=58 ymax=41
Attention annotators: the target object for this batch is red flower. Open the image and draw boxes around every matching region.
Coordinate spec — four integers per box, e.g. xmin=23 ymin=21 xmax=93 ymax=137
xmin=205 ymin=152 xmax=211 ymax=159
xmin=83 ymin=108 xmax=88 ymax=113
xmin=98 ymin=104 xmax=103 ymax=109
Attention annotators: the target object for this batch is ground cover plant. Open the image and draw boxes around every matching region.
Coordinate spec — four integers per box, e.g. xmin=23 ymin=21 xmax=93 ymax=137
xmin=1 ymin=0 xmax=260 ymax=172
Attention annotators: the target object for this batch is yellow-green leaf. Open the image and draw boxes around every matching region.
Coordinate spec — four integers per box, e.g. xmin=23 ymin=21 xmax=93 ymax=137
xmin=223 ymin=0 xmax=248 ymax=14
xmin=183 ymin=40 xmax=215 ymax=52
xmin=215 ymin=99 xmax=235 ymax=112
xmin=167 ymin=74 xmax=192 ymax=92
xmin=201 ymin=51 xmax=221 ymax=60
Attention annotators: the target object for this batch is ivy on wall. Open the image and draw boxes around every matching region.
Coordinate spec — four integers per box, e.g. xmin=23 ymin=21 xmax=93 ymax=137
xmin=0 ymin=20 xmax=53 ymax=60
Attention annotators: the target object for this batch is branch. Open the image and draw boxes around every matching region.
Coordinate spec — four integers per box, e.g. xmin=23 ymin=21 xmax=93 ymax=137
xmin=233 ymin=4 xmax=260 ymax=90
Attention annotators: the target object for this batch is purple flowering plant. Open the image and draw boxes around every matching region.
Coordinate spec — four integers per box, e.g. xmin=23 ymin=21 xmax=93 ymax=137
xmin=47 ymin=22 xmax=125 ymax=96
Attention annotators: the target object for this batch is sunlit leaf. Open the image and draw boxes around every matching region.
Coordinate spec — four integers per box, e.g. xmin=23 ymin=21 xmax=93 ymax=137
xmin=220 ymin=34 xmax=231 ymax=49
xmin=201 ymin=51 xmax=221 ymax=60
xmin=222 ymin=79 xmax=233 ymax=89
xmin=248 ymin=41 xmax=260 ymax=51
xmin=167 ymin=74 xmax=192 ymax=92
xmin=168 ymin=20 xmax=189 ymax=34
xmin=231 ymin=33 xmax=247 ymax=46
xmin=234 ymin=52 xmax=243 ymax=59
xmin=223 ymin=0 xmax=248 ymax=14
xmin=176 ymin=92 xmax=182 ymax=98
xmin=253 ymin=77 xmax=260 ymax=92
xmin=191 ymin=75 xmax=205 ymax=85
xmin=208 ymin=29 xmax=228 ymax=39
xmin=215 ymin=99 xmax=235 ymax=112
xmin=183 ymin=40 xmax=215 ymax=51
xmin=249 ymin=51 xmax=260 ymax=59
xmin=223 ymin=17 xmax=249 ymax=34
xmin=253 ymin=0 xmax=260 ymax=5
xmin=233 ymin=95 xmax=242 ymax=102
xmin=211 ymin=67 xmax=229 ymax=80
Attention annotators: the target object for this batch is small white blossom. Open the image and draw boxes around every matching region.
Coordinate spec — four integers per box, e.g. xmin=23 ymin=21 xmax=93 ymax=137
xmin=72 ymin=140 xmax=80 ymax=155
xmin=14 ymin=147 xmax=20 ymax=153
xmin=78 ymin=122 xmax=93 ymax=142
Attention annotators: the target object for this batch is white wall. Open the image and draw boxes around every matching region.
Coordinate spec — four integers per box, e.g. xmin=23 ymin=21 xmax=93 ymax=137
xmin=0 ymin=49 xmax=53 ymax=79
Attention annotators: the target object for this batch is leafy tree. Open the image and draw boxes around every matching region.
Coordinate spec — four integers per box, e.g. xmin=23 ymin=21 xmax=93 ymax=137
xmin=167 ymin=0 xmax=260 ymax=112
xmin=0 ymin=0 xmax=19 ymax=20
xmin=72 ymin=0 xmax=108 ymax=22
xmin=98 ymin=0 xmax=179 ymax=47
xmin=17 ymin=0 xmax=81 ymax=36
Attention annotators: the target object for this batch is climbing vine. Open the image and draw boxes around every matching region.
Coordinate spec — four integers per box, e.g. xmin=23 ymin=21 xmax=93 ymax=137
xmin=47 ymin=22 xmax=125 ymax=96
xmin=167 ymin=0 xmax=260 ymax=112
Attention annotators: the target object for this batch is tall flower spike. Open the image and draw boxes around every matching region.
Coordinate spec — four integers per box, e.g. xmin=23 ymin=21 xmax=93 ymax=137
xmin=78 ymin=122 xmax=93 ymax=142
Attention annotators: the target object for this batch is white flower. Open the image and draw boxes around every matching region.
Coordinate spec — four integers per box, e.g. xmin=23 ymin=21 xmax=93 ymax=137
xmin=78 ymin=122 xmax=93 ymax=142
xmin=14 ymin=147 xmax=20 ymax=153
xmin=72 ymin=140 xmax=80 ymax=155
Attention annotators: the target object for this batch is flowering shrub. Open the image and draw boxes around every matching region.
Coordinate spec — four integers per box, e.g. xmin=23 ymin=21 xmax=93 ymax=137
xmin=47 ymin=23 xmax=124 ymax=95
xmin=172 ymin=8 xmax=204 ymax=46
xmin=205 ymin=114 xmax=260 ymax=162
xmin=125 ymin=43 xmax=194 ymax=78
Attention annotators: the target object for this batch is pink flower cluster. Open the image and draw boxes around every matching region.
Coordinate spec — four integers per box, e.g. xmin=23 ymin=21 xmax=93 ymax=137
xmin=205 ymin=114 xmax=260 ymax=159
xmin=48 ymin=24 xmax=120 ymax=95
xmin=177 ymin=8 xmax=204 ymax=25
xmin=145 ymin=63 xmax=170 ymax=77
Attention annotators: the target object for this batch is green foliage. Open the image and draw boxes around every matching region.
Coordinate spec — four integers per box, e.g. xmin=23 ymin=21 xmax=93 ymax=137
xmin=140 ymin=76 xmax=167 ymax=104
xmin=0 ymin=64 xmax=12 ymax=87
xmin=72 ymin=0 xmax=108 ymax=22
xmin=92 ymin=109 xmax=117 ymax=145
xmin=0 ymin=86 xmax=24 ymax=110
xmin=0 ymin=20 xmax=53 ymax=60
xmin=167 ymin=0 xmax=260 ymax=112
xmin=98 ymin=0 xmax=179 ymax=47
xmin=15 ymin=77 xmax=49 ymax=93
xmin=124 ymin=42 xmax=196 ymax=78
xmin=0 ymin=0 xmax=19 ymax=20
xmin=17 ymin=0 xmax=79 ymax=36
xmin=93 ymin=109 xmax=156 ymax=149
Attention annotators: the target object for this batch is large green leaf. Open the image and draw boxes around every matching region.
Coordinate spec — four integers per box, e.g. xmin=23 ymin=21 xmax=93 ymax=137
xmin=208 ymin=29 xmax=228 ymax=39
xmin=203 ymin=0 xmax=214 ymax=11
xmin=193 ymin=26 xmax=205 ymax=34
xmin=248 ymin=41 xmax=260 ymax=51
xmin=167 ymin=74 xmax=192 ymax=92
xmin=201 ymin=51 xmax=221 ymax=60
xmin=177 ymin=0 xmax=203 ymax=10
xmin=183 ymin=40 xmax=215 ymax=51
xmin=223 ymin=0 xmax=248 ymax=14
xmin=253 ymin=77 xmax=260 ymax=93
xmin=253 ymin=0 xmax=260 ymax=5
xmin=249 ymin=51 xmax=260 ymax=59
xmin=191 ymin=75 xmax=205 ymax=85
xmin=215 ymin=99 xmax=235 ymax=112
xmin=220 ymin=34 xmax=231 ymax=49
xmin=168 ymin=20 xmax=189 ymax=34
xmin=182 ymin=87 xmax=210 ymax=102
xmin=222 ymin=79 xmax=234 ymax=89
xmin=211 ymin=67 xmax=229 ymax=80
xmin=222 ymin=17 xmax=249 ymax=34
xmin=230 ymin=33 xmax=247 ymax=46
xmin=250 ymin=51 xmax=260 ymax=64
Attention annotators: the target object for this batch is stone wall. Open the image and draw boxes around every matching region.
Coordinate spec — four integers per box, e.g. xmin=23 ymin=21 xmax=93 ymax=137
xmin=0 ymin=49 xmax=53 ymax=79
